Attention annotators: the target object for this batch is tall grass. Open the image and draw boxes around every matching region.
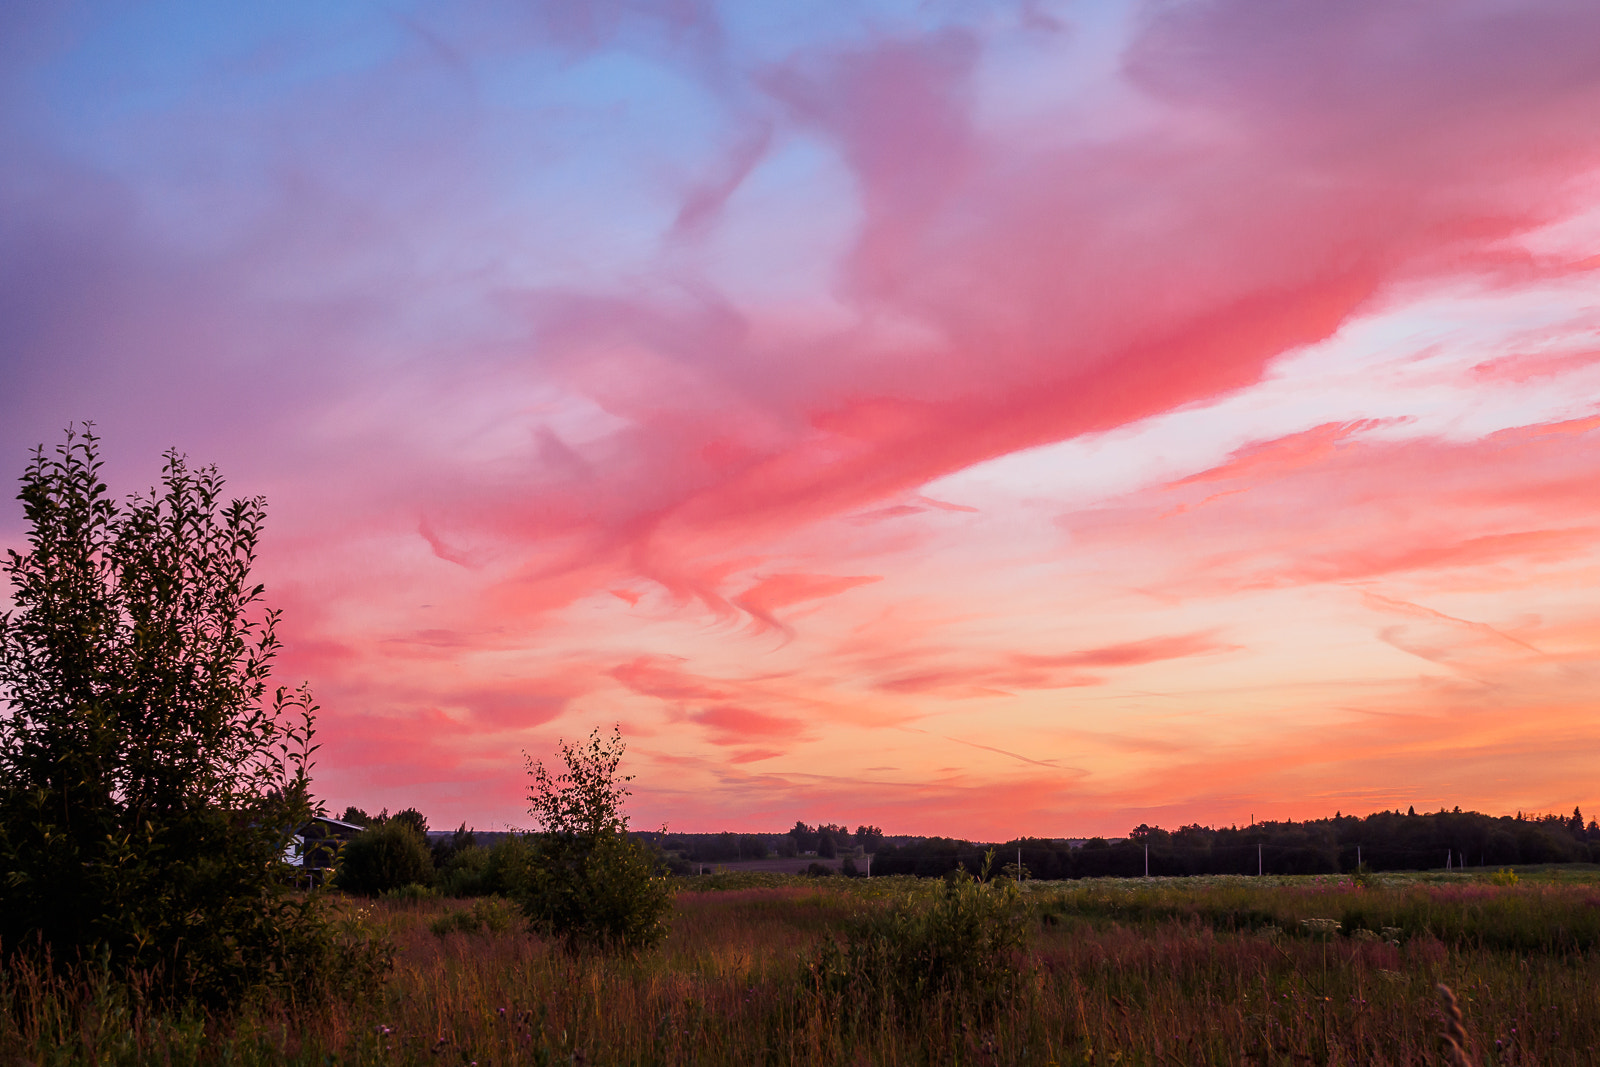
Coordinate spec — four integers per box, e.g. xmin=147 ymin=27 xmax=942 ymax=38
xmin=5 ymin=874 xmax=1600 ymax=1064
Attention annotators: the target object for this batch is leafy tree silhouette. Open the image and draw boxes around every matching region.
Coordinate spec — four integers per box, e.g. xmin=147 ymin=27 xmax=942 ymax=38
xmin=0 ymin=426 xmax=363 ymax=1002
xmin=515 ymin=726 xmax=671 ymax=951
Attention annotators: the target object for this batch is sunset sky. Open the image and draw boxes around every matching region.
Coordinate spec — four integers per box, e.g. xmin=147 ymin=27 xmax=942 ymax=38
xmin=4 ymin=1 xmax=1600 ymax=839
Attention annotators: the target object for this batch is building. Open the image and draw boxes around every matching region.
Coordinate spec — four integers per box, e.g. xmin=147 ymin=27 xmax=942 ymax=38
xmin=284 ymin=815 xmax=366 ymax=886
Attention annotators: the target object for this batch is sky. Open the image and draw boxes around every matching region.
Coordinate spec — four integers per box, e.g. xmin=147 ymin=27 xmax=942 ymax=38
xmin=3 ymin=0 xmax=1600 ymax=839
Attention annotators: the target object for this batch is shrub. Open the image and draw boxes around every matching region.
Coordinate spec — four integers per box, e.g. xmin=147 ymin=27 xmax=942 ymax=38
xmin=437 ymin=843 xmax=493 ymax=897
xmin=1490 ymin=867 xmax=1520 ymax=886
xmin=380 ymin=883 xmax=438 ymax=903
xmin=482 ymin=835 xmax=538 ymax=896
xmin=515 ymin=728 xmax=672 ymax=951
xmin=429 ymin=897 xmax=521 ymax=937
xmin=517 ymin=830 xmax=671 ymax=951
xmin=430 ymin=822 xmax=476 ymax=872
xmin=336 ymin=821 xmax=434 ymax=896
xmin=0 ymin=427 xmax=371 ymax=1004
xmin=807 ymin=853 xmax=1031 ymax=1024
xmin=425 ymin=836 xmax=532 ymax=898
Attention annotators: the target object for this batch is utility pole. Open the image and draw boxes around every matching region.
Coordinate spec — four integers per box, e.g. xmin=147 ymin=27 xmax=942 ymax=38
xmin=1145 ymin=843 xmax=1149 ymax=878
xmin=1258 ymin=843 xmax=1263 ymax=877
xmin=1018 ymin=847 xmax=1023 ymax=881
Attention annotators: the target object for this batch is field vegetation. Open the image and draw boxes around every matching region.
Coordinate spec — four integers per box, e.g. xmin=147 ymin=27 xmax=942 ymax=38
xmin=7 ymin=430 xmax=1598 ymax=1064
xmin=5 ymin=867 xmax=1600 ymax=1065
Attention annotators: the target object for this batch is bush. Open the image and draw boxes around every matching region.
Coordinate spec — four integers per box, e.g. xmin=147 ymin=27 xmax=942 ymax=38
xmin=482 ymin=835 xmax=538 ymax=895
xmin=516 ymin=830 xmax=672 ymax=951
xmin=429 ymin=897 xmax=520 ymax=937
xmin=807 ymin=853 xmax=1031 ymax=1024
xmin=380 ymin=883 xmax=438 ymax=903
xmin=437 ymin=843 xmax=492 ymax=897
xmin=336 ymin=821 xmax=434 ymax=896
xmin=0 ymin=428 xmax=373 ymax=1004
xmin=430 ymin=822 xmax=476 ymax=871
xmin=516 ymin=728 xmax=672 ymax=951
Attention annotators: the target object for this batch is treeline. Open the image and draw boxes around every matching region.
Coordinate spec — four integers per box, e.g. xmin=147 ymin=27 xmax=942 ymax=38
xmin=782 ymin=821 xmax=884 ymax=857
xmin=875 ymin=808 xmax=1600 ymax=879
xmin=641 ymin=821 xmax=890 ymax=863
xmin=650 ymin=833 xmax=774 ymax=863
xmin=328 ymin=809 xmax=896 ymax=881
xmin=333 ymin=803 xmax=1600 ymax=886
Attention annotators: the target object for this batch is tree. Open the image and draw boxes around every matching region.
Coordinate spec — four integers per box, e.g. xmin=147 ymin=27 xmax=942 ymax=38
xmin=341 ymin=805 xmax=373 ymax=826
xmin=515 ymin=726 xmax=671 ymax=951
xmin=389 ymin=806 xmax=429 ymax=837
xmin=788 ymin=820 xmax=817 ymax=854
xmin=0 ymin=427 xmax=339 ymax=1001
xmin=335 ymin=819 xmax=434 ymax=895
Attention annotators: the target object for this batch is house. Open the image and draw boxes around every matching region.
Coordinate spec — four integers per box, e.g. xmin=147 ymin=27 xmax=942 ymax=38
xmin=285 ymin=816 xmax=366 ymax=886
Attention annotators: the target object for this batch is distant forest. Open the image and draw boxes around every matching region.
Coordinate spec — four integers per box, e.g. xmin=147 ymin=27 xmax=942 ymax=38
xmin=644 ymin=823 xmax=898 ymax=863
xmin=875 ymin=808 xmax=1600 ymax=878
xmin=354 ymin=807 xmax=1600 ymax=878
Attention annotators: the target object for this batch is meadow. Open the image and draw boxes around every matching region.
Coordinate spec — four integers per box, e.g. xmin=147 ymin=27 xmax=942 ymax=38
xmin=5 ymin=868 xmax=1600 ymax=1066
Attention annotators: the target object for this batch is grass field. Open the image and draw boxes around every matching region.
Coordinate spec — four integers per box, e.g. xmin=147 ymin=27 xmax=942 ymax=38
xmin=5 ymin=868 xmax=1600 ymax=1065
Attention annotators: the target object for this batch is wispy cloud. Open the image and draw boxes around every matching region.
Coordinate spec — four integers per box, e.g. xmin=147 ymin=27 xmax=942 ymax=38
xmin=4 ymin=0 xmax=1600 ymax=834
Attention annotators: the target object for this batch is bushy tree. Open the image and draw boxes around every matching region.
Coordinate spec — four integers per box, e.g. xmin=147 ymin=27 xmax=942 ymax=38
xmin=335 ymin=819 xmax=434 ymax=895
xmin=387 ymin=806 xmax=429 ymax=837
xmin=515 ymin=726 xmax=671 ymax=951
xmin=340 ymin=805 xmax=373 ymax=826
xmin=788 ymin=820 xmax=817 ymax=854
xmin=0 ymin=427 xmax=346 ymax=1002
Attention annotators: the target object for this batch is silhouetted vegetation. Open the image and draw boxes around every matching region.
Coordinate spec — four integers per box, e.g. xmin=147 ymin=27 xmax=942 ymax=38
xmin=510 ymin=726 xmax=672 ymax=950
xmin=783 ymin=820 xmax=864 ymax=858
xmin=806 ymin=853 xmax=1029 ymax=1027
xmin=334 ymin=819 xmax=434 ymax=896
xmin=658 ymin=831 xmax=773 ymax=862
xmin=10 ymin=872 xmax=1600 ymax=1063
xmin=874 ymin=807 xmax=1600 ymax=879
xmin=0 ymin=427 xmax=383 ymax=1005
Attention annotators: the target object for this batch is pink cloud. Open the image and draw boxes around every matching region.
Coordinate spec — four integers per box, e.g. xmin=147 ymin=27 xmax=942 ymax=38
xmin=732 ymin=572 xmax=882 ymax=635
xmin=682 ymin=704 xmax=809 ymax=747
xmin=611 ymin=656 xmax=734 ymax=702
xmin=870 ymin=633 xmax=1235 ymax=697
xmin=9 ymin=2 xmax=1600 ymax=836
